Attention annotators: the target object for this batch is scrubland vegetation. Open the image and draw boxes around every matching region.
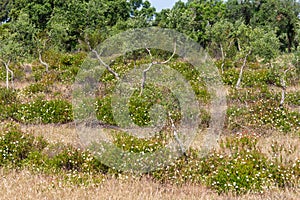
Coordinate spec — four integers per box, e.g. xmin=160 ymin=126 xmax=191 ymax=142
xmin=0 ymin=0 xmax=300 ymax=199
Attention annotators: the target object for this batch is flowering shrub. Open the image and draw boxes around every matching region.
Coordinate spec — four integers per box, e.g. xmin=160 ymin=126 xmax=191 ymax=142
xmin=151 ymin=134 xmax=299 ymax=194
xmin=48 ymin=146 xmax=107 ymax=173
xmin=96 ymin=96 xmax=116 ymax=125
xmin=249 ymin=99 xmax=299 ymax=132
xmin=0 ymin=122 xmax=299 ymax=192
xmin=113 ymin=131 xmax=166 ymax=154
xmin=24 ymin=82 xmax=48 ymax=94
xmin=14 ymin=99 xmax=73 ymax=124
xmin=0 ymin=123 xmax=46 ymax=167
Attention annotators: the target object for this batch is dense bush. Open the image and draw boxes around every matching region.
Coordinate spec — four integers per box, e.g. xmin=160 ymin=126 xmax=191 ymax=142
xmin=96 ymin=96 xmax=116 ymax=125
xmin=249 ymin=99 xmax=300 ymax=132
xmin=57 ymin=53 xmax=86 ymax=84
xmin=0 ymin=87 xmax=19 ymax=120
xmin=47 ymin=146 xmax=108 ymax=173
xmin=113 ymin=131 xmax=166 ymax=154
xmin=206 ymin=135 xmax=294 ymax=194
xmin=14 ymin=99 xmax=73 ymax=124
xmin=0 ymin=123 xmax=46 ymax=167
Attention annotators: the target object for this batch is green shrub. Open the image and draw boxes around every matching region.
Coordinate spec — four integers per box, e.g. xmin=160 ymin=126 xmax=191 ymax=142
xmin=32 ymin=65 xmax=46 ymax=82
xmin=286 ymin=92 xmax=300 ymax=106
xmin=14 ymin=99 xmax=73 ymax=124
xmin=222 ymin=68 xmax=239 ymax=86
xmin=228 ymin=87 xmax=278 ymax=104
xmin=215 ymin=59 xmax=235 ymax=71
xmin=96 ymin=96 xmax=116 ymax=125
xmin=0 ymin=123 xmax=46 ymax=167
xmin=128 ymin=86 xmax=180 ymax=127
xmin=57 ymin=53 xmax=86 ymax=83
xmin=0 ymin=87 xmax=18 ymax=105
xmin=249 ymin=99 xmax=299 ymax=132
xmin=0 ymin=64 xmax=25 ymax=82
xmin=241 ymin=69 xmax=274 ymax=87
xmin=96 ymin=86 xmax=180 ymax=127
xmin=39 ymin=144 xmax=108 ymax=174
xmin=151 ymin=134 xmax=299 ymax=194
xmin=226 ymin=106 xmax=249 ymax=130
xmin=57 ymin=66 xmax=80 ymax=83
xmin=0 ymin=88 xmax=19 ymax=120
xmin=24 ymin=83 xmax=48 ymax=94
xmin=113 ymin=131 xmax=165 ymax=154
xmin=60 ymin=52 xmax=86 ymax=67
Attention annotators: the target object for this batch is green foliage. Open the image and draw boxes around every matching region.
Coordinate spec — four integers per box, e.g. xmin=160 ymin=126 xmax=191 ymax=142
xmin=249 ymin=99 xmax=300 ymax=132
xmin=113 ymin=131 xmax=165 ymax=154
xmin=0 ymin=0 xmax=299 ymax=194
xmin=96 ymin=96 xmax=116 ymax=125
xmin=0 ymin=121 xmax=299 ymax=192
xmin=222 ymin=66 xmax=282 ymax=87
xmin=286 ymin=92 xmax=300 ymax=106
xmin=0 ymin=87 xmax=18 ymax=104
xmin=222 ymin=68 xmax=239 ymax=86
xmin=206 ymin=135 xmax=293 ymax=194
xmin=128 ymin=86 xmax=180 ymax=127
xmin=24 ymin=82 xmax=48 ymax=94
xmin=48 ymin=146 xmax=107 ymax=173
xmin=226 ymin=85 xmax=299 ymax=133
xmin=0 ymin=123 xmax=46 ymax=167
xmin=152 ymin=134 xmax=299 ymax=194
xmin=14 ymin=99 xmax=73 ymax=124
xmin=57 ymin=53 xmax=86 ymax=83
xmin=0 ymin=87 xmax=19 ymax=120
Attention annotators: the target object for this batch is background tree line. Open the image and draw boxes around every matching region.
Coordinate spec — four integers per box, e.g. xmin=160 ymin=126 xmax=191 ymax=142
xmin=0 ymin=0 xmax=300 ymax=88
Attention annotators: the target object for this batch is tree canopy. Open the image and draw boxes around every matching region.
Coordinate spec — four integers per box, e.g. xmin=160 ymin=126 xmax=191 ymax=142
xmin=0 ymin=0 xmax=299 ymax=62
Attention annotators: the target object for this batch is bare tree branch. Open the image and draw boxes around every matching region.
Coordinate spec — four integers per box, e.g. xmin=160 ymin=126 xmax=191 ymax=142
xmin=236 ymin=50 xmax=251 ymax=89
xmin=220 ymin=43 xmax=225 ymax=74
xmin=38 ymin=50 xmax=49 ymax=72
xmin=86 ymin=39 xmax=120 ymax=80
xmin=140 ymin=41 xmax=177 ymax=95
xmin=1 ymin=59 xmax=13 ymax=89
xmin=279 ymin=67 xmax=291 ymax=106
xmin=220 ymin=39 xmax=234 ymax=74
xmin=140 ymin=63 xmax=153 ymax=96
xmin=146 ymin=48 xmax=153 ymax=61
xmin=159 ymin=41 xmax=177 ymax=64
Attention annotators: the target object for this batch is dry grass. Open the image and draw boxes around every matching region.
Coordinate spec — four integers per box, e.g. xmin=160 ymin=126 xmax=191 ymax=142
xmin=257 ymin=131 xmax=300 ymax=164
xmin=1 ymin=124 xmax=299 ymax=199
xmin=1 ymin=169 xmax=300 ymax=200
xmin=21 ymin=123 xmax=80 ymax=146
xmin=20 ymin=123 xmax=300 ymax=162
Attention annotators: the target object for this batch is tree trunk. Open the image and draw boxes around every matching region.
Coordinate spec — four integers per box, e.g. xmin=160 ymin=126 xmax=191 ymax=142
xmin=280 ymin=68 xmax=290 ymax=106
xmin=236 ymin=50 xmax=251 ymax=89
xmin=4 ymin=60 xmax=13 ymax=89
xmin=38 ymin=51 xmax=49 ymax=72
xmin=220 ymin=43 xmax=225 ymax=74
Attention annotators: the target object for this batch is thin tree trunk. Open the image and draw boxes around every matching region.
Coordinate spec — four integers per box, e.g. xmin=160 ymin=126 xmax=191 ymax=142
xmin=220 ymin=43 xmax=225 ymax=74
xmin=4 ymin=60 xmax=13 ymax=89
xmin=237 ymin=39 xmax=241 ymax=52
xmin=38 ymin=51 xmax=49 ymax=72
xmin=236 ymin=50 xmax=251 ymax=89
xmin=280 ymin=68 xmax=290 ymax=106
